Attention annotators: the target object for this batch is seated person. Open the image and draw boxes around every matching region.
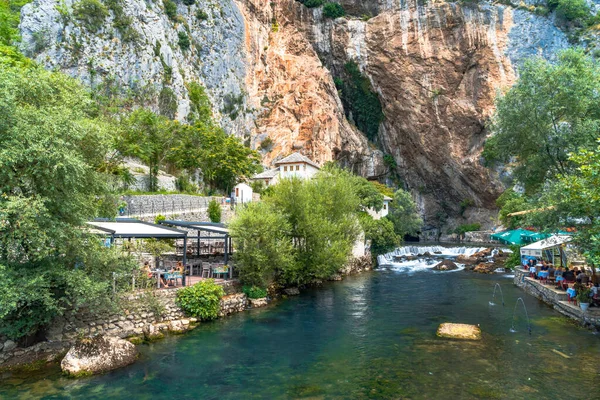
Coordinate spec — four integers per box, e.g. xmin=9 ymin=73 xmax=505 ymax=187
xmin=591 ymin=283 xmax=600 ymax=307
xmin=141 ymin=261 xmax=152 ymax=278
xmin=563 ymin=267 xmax=575 ymax=282
xmin=540 ymin=262 xmax=549 ymax=272
xmin=547 ymin=264 xmax=555 ymax=277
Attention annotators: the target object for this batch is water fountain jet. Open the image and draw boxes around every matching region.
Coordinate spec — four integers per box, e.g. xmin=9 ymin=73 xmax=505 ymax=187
xmin=510 ymin=297 xmax=531 ymax=335
xmin=489 ymin=283 xmax=505 ymax=306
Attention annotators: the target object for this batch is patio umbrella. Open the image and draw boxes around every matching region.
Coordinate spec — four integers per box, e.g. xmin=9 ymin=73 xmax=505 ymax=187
xmin=490 ymin=229 xmax=532 ymax=245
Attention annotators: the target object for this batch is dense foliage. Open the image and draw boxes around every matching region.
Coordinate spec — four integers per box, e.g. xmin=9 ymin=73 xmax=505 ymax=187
xmin=208 ymin=199 xmax=222 ymax=223
xmin=335 ymin=61 xmax=384 ymax=141
xmin=73 ymin=0 xmax=109 ymax=33
xmin=175 ymin=280 xmax=224 ymax=320
xmin=387 ymin=189 xmax=423 ymax=238
xmin=322 ymin=2 xmax=346 ymax=18
xmin=0 ymin=58 xmax=137 ymax=341
xmin=361 ymin=216 xmax=399 ymax=257
xmin=242 ymin=286 xmax=268 ymax=299
xmin=484 ymin=49 xmax=600 ymax=194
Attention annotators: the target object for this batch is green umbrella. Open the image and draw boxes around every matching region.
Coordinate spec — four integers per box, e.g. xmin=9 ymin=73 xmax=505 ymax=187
xmin=521 ymin=231 xmax=550 ymax=243
xmin=490 ymin=229 xmax=532 ymax=245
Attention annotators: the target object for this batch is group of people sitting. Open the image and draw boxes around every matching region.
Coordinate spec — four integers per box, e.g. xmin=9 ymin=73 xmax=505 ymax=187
xmin=141 ymin=261 xmax=185 ymax=288
xmin=526 ymin=258 xmax=600 ymax=306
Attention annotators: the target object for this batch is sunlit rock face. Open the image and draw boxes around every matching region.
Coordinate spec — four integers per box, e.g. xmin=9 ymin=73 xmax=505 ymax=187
xmin=285 ymin=0 xmax=568 ymax=229
xmin=20 ymin=0 xmax=569 ymax=228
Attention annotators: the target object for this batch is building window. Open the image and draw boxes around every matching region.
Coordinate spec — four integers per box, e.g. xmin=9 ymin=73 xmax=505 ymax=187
xmin=296 ymin=165 xmax=300 ymax=171
xmin=265 ymin=179 xmax=269 ymax=185
xmin=304 ymin=164 xmax=306 ymax=170
xmin=284 ymin=166 xmax=287 ymax=172
xmin=383 ymin=204 xmax=387 ymax=210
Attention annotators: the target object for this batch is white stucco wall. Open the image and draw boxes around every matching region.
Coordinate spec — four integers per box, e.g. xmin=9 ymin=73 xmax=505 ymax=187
xmin=233 ymin=183 xmax=253 ymax=203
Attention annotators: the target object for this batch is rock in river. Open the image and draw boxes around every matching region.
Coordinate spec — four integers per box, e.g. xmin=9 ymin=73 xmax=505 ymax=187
xmin=437 ymin=323 xmax=482 ymax=340
xmin=432 ymin=259 xmax=459 ymax=271
xmin=61 ymin=335 xmax=138 ymax=376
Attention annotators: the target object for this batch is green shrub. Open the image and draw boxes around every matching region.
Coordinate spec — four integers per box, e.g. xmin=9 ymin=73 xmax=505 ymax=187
xmin=243 ymin=286 xmax=268 ymax=299
xmin=182 ymin=0 xmax=195 ymax=5
xmin=208 ymin=199 xmax=222 ymax=222
xmin=504 ymin=245 xmax=522 ymax=269
xmin=176 ymin=280 xmax=224 ymax=320
xmin=73 ymin=0 xmax=109 ymax=33
xmin=303 ymin=0 xmax=324 ymax=7
xmin=548 ymin=0 xmax=590 ymax=23
xmin=178 ymin=31 xmax=190 ymax=51
xmin=154 ymin=214 xmax=166 ymax=224
xmin=163 ymin=0 xmax=178 ymax=21
xmin=259 ymin=136 xmax=273 ymax=150
xmin=322 ymin=2 xmax=345 ymax=19
xmin=454 ymin=223 xmax=481 ymax=236
xmin=196 ymin=9 xmax=209 ymax=20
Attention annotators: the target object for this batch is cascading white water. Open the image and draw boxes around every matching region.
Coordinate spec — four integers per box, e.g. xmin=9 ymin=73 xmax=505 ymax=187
xmin=377 ymin=245 xmax=511 ymax=274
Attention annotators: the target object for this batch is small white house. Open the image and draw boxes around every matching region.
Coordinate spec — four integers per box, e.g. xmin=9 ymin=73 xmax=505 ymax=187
xmin=251 ymin=152 xmax=321 ymax=187
xmin=367 ymin=196 xmax=392 ymax=220
xmin=232 ymin=183 xmax=253 ymax=204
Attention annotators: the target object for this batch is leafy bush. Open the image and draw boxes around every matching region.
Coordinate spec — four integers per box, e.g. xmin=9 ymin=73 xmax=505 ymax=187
xmin=196 ymin=9 xmax=209 ymax=20
xmin=454 ymin=223 xmax=481 ymax=237
xmin=154 ymin=214 xmax=166 ymax=224
xmin=178 ymin=31 xmax=190 ymax=51
xmin=260 ymin=136 xmax=274 ymax=150
xmin=243 ymin=286 xmax=268 ymax=299
xmin=362 ymin=216 xmax=399 ymax=257
xmin=548 ymin=0 xmax=589 ymax=23
xmin=163 ymin=0 xmax=177 ymax=21
xmin=182 ymin=0 xmax=195 ymax=5
xmin=208 ymin=199 xmax=222 ymax=222
xmin=303 ymin=0 xmax=324 ymax=7
xmin=73 ymin=0 xmax=109 ymax=33
xmin=504 ymin=245 xmax=522 ymax=269
xmin=105 ymin=0 xmax=139 ymax=43
xmin=322 ymin=2 xmax=345 ymax=19
xmin=176 ymin=280 xmax=224 ymax=320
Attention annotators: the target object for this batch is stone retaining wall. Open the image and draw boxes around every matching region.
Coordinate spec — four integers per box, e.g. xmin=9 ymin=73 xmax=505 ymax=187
xmin=121 ymin=194 xmax=233 ymax=222
xmin=1 ymin=257 xmax=373 ymax=369
xmin=514 ymin=269 xmax=600 ymax=330
xmin=0 ymin=281 xmax=243 ymax=368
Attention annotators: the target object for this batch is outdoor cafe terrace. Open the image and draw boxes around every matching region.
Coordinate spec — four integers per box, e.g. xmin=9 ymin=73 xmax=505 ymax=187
xmin=87 ymin=219 xmax=236 ymax=291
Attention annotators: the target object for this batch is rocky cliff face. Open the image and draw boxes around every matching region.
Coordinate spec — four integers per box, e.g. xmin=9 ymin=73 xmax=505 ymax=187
xmin=19 ymin=0 xmax=570 ymax=230
xmin=284 ymin=0 xmax=568 ymax=231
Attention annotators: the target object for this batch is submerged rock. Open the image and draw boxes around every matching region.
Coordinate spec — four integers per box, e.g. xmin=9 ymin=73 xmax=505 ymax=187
xmin=61 ymin=335 xmax=138 ymax=376
xmin=473 ymin=263 xmax=497 ymax=274
xmin=437 ymin=323 xmax=482 ymax=340
xmin=432 ymin=259 xmax=458 ymax=271
xmin=284 ymin=287 xmax=300 ymax=296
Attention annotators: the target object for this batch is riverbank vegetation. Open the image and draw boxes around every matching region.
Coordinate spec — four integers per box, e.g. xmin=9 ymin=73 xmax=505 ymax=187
xmin=230 ymin=166 xmax=421 ymax=289
xmin=484 ymin=48 xmax=600 ymax=267
xmin=0 ymin=37 xmax=256 ymax=342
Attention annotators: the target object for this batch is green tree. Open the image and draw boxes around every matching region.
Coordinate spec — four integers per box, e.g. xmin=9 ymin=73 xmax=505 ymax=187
xmin=361 ymin=216 xmax=399 ymax=257
xmin=175 ymin=279 xmax=224 ymax=321
xmin=208 ymin=199 xmax=222 ymax=223
xmin=229 ymin=202 xmax=294 ymax=288
xmin=484 ymin=49 xmax=600 ymax=194
xmin=265 ymin=168 xmax=361 ymax=284
xmin=169 ymin=122 xmax=261 ymax=193
xmin=387 ymin=189 xmax=422 ymax=238
xmin=0 ymin=60 xmax=134 ymax=340
xmin=116 ymin=109 xmax=175 ymax=191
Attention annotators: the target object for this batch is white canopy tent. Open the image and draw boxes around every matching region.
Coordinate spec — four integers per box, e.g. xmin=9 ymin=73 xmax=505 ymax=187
xmin=520 ymin=235 xmax=572 ymax=267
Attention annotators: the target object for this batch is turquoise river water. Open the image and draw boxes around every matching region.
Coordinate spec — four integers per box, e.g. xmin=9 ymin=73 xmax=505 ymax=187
xmin=1 ymin=256 xmax=599 ymax=399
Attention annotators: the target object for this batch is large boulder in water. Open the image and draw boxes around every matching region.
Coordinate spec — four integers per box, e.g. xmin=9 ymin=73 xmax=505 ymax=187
xmin=473 ymin=263 xmax=496 ymax=274
xmin=437 ymin=323 xmax=481 ymax=340
xmin=432 ymin=259 xmax=458 ymax=271
xmin=456 ymin=254 xmax=479 ymax=265
xmin=61 ymin=335 xmax=138 ymax=376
